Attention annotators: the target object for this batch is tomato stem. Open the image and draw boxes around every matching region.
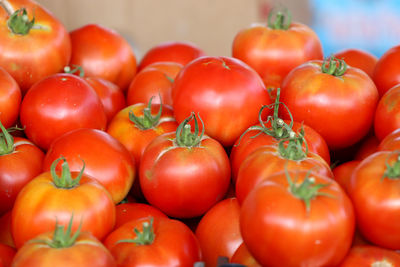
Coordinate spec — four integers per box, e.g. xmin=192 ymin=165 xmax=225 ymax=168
xmin=51 ymin=156 xmax=85 ymax=189
xmin=64 ymin=65 xmax=85 ymax=78
xmin=116 ymin=217 xmax=155 ymax=246
xmin=129 ymin=96 xmax=163 ymax=130
xmin=175 ymin=112 xmax=205 ymax=147
xmin=267 ymin=7 xmax=292 ymax=30
xmin=0 ymin=121 xmax=15 ymax=155
xmin=278 ymin=127 xmax=308 ymax=161
xmin=321 ymin=55 xmax=347 ymax=76
xmin=383 ymin=152 xmax=400 ymax=179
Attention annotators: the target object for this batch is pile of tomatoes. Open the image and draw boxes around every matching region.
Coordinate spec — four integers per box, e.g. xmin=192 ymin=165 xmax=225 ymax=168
xmin=2 ymin=0 xmax=400 ymax=266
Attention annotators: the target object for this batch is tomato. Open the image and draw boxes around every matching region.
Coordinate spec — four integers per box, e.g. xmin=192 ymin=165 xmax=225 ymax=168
xmin=0 ymin=212 xmax=14 ymax=248
xmin=115 ymin=203 xmax=167 ymax=229
xmin=195 ymin=198 xmax=242 ymax=267
xmin=0 ymin=68 xmax=20 ymax=128
xmin=354 ymin=133 xmax=379 ymax=160
xmin=240 ymin=170 xmax=355 ymax=267
xmin=378 ymin=128 xmax=400 ymax=152
xmin=43 ymin=128 xmax=135 ymax=204
xmin=280 ymin=56 xmax=379 ymax=150
xmin=172 ymin=56 xmax=271 ymax=147
xmin=69 ymin=24 xmax=137 ymax=91
xmin=19 ymin=73 xmax=107 ymax=150
xmin=139 ymin=113 xmax=231 ymax=218
xmin=332 ymin=160 xmax=360 ymax=193
xmin=334 ymin=48 xmax=378 ymax=78
xmin=138 ymin=41 xmax=205 ymax=71
xmin=11 ymin=157 xmax=116 ymax=248
xmin=374 ymin=84 xmax=400 ymax=141
xmin=0 ymin=0 xmax=71 ymax=94
xmin=230 ymin=243 xmax=261 ymax=267
xmin=0 ymin=122 xmax=44 ymax=215
xmin=104 ymin=216 xmax=202 ymax=266
xmin=12 ymin=217 xmax=116 ymax=267
xmin=372 ymin=44 xmax=400 ymax=97
xmin=232 ymin=8 xmax=323 ymax=92
xmin=348 ymin=151 xmax=400 ymax=249
xmin=127 ymin=61 xmax=183 ymax=107
xmin=338 ymin=245 xmax=400 ymax=267
xmin=0 ymin=243 xmax=15 ymax=267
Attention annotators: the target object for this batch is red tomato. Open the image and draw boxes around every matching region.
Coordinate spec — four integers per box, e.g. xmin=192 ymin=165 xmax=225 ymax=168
xmin=115 ymin=203 xmax=167 ymax=229
xmin=138 ymin=41 xmax=205 ymax=71
xmin=195 ymin=198 xmax=242 ymax=267
xmin=0 ymin=212 xmax=14 ymax=248
xmin=332 ymin=160 xmax=360 ymax=193
xmin=374 ymin=84 xmax=400 ymax=141
xmin=43 ymin=128 xmax=135 ymax=204
xmin=19 ymin=73 xmax=107 ymax=150
xmin=334 ymin=48 xmax=378 ymax=78
xmin=373 ymin=44 xmax=400 ymax=97
xmin=232 ymin=9 xmax=323 ymax=91
xmin=127 ymin=61 xmax=183 ymax=107
xmin=0 ymin=67 xmax=20 ymax=128
xmin=139 ymin=113 xmax=231 ymax=218
xmin=280 ymin=56 xmax=379 ymax=150
xmin=348 ymin=151 xmax=400 ymax=249
xmin=69 ymin=24 xmax=137 ymax=91
xmin=354 ymin=134 xmax=380 ymax=160
xmin=0 ymin=0 xmax=71 ymax=94
xmin=338 ymin=245 xmax=400 ymax=267
xmin=104 ymin=216 xmax=202 ymax=266
xmin=11 ymin=157 xmax=116 ymax=248
xmin=240 ymin=170 xmax=355 ymax=267
xmin=12 ymin=220 xmax=116 ymax=267
xmin=230 ymin=243 xmax=261 ymax=267
xmin=0 ymin=243 xmax=15 ymax=267
xmin=378 ymin=128 xmax=400 ymax=152
xmin=172 ymin=56 xmax=271 ymax=147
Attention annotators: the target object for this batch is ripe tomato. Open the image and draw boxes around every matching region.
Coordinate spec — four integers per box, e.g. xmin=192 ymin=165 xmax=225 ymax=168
xmin=373 ymin=44 xmax=400 ymax=97
xmin=280 ymin=56 xmax=379 ymax=150
xmin=348 ymin=151 xmax=400 ymax=249
xmin=11 ymin=157 xmax=116 ymax=248
xmin=43 ymin=128 xmax=135 ymax=204
xmin=172 ymin=56 xmax=271 ymax=147
xmin=104 ymin=216 xmax=202 ymax=266
xmin=0 ymin=67 xmax=20 ymax=128
xmin=138 ymin=41 xmax=205 ymax=71
xmin=127 ymin=61 xmax=183 ymax=107
xmin=332 ymin=160 xmax=360 ymax=193
xmin=115 ymin=203 xmax=167 ymax=229
xmin=139 ymin=113 xmax=231 ymax=218
xmin=230 ymin=243 xmax=261 ymax=267
xmin=378 ymin=128 xmax=400 ymax=152
xmin=232 ymin=9 xmax=323 ymax=92
xmin=0 ymin=123 xmax=44 ymax=215
xmin=0 ymin=212 xmax=14 ymax=248
xmin=374 ymin=84 xmax=400 ymax=141
xmin=12 ymin=218 xmax=116 ymax=267
xmin=334 ymin=48 xmax=378 ymax=78
xmin=354 ymin=134 xmax=379 ymax=160
xmin=0 ymin=243 xmax=15 ymax=267
xmin=69 ymin=24 xmax=137 ymax=91
xmin=240 ymin=170 xmax=355 ymax=267
xmin=19 ymin=73 xmax=107 ymax=150
xmin=0 ymin=0 xmax=71 ymax=94
xmin=338 ymin=245 xmax=400 ymax=267
xmin=195 ymin=198 xmax=242 ymax=267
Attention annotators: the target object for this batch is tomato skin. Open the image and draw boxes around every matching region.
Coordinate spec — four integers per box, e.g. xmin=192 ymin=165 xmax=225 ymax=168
xmin=11 ymin=172 xmax=116 ymax=248
xmin=172 ymin=56 xmax=271 ymax=147
xmin=374 ymin=84 xmax=400 ymax=141
xmin=334 ymin=48 xmax=378 ymax=78
xmin=378 ymin=128 xmax=400 ymax=152
xmin=332 ymin=160 xmax=360 ymax=193
xmin=139 ymin=132 xmax=231 ymax=218
xmin=0 ymin=212 xmax=14 ymax=248
xmin=11 ymin=231 xmax=116 ymax=267
xmin=348 ymin=151 xmax=400 ymax=249
xmin=195 ymin=198 xmax=242 ymax=267
xmin=43 ymin=128 xmax=135 ymax=204
xmin=372 ymin=45 xmax=400 ymax=97
xmin=0 ymin=0 xmax=71 ymax=94
xmin=338 ymin=245 xmax=400 ymax=267
xmin=280 ymin=60 xmax=379 ymax=150
xmin=104 ymin=216 xmax=202 ymax=267
xmin=138 ymin=41 xmax=205 ymax=71
xmin=240 ymin=170 xmax=355 ymax=267
xmin=127 ymin=62 xmax=183 ymax=107
xmin=230 ymin=243 xmax=261 ymax=267
xmin=354 ymin=134 xmax=380 ymax=160
xmin=115 ymin=203 xmax=167 ymax=229
xmin=70 ymin=24 xmax=137 ymax=91
xmin=19 ymin=73 xmax=107 ymax=150
xmin=0 ymin=67 xmax=21 ymax=128
xmin=232 ymin=22 xmax=323 ymax=90
xmin=0 ymin=243 xmax=15 ymax=267
xmin=235 ymin=144 xmax=333 ymax=204
xmin=0 ymin=137 xmax=44 ymax=216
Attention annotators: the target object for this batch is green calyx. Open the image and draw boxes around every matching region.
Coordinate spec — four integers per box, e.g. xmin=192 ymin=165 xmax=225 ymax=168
xmin=30 ymin=214 xmax=82 ymax=249
xmin=285 ymin=166 xmax=333 ymax=213
xmin=0 ymin=121 xmax=14 ymax=155
xmin=267 ymin=7 xmax=292 ymax=30
xmin=383 ymin=152 xmax=400 ymax=179
xmin=129 ymin=96 xmax=162 ymax=130
xmin=321 ymin=55 xmax=347 ymax=76
xmin=116 ymin=217 xmax=155 ymax=246
xmin=64 ymin=65 xmax=85 ymax=78
xmin=7 ymin=8 xmax=35 ymax=35
xmin=51 ymin=156 xmax=85 ymax=189
xmin=278 ymin=127 xmax=308 ymax=161
xmin=175 ymin=112 xmax=205 ymax=148
xmin=235 ymin=88 xmax=294 ymax=146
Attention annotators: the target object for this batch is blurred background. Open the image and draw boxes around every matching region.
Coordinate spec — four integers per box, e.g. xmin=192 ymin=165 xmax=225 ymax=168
xmin=36 ymin=0 xmax=400 ymax=60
